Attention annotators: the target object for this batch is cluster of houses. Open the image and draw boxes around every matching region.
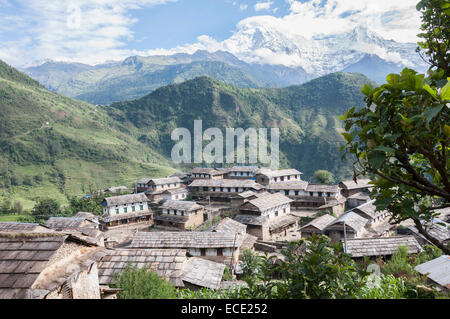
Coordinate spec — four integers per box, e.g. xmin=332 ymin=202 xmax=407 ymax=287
xmin=0 ymin=166 xmax=449 ymax=298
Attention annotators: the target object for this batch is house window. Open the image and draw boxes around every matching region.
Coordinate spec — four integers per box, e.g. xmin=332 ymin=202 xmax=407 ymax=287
xmin=140 ymin=205 xmax=144 ymax=211
xmin=295 ymin=191 xmax=299 ymax=196
xmin=132 ymin=206 xmax=135 ymax=212
xmin=115 ymin=209 xmax=119 ymax=214
xmin=201 ymin=248 xmax=206 ymax=256
xmin=124 ymin=207 xmax=128 ymax=213
xmin=217 ymin=248 xmax=223 ymax=256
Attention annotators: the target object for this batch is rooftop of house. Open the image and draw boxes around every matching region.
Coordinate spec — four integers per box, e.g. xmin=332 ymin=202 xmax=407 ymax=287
xmin=189 ymin=179 xmax=264 ymax=190
xmin=352 ymin=200 xmax=388 ymax=219
xmin=344 ymin=236 xmax=423 ymax=258
xmin=162 ymin=187 xmax=188 ymax=195
xmin=149 ymin=176 xmax=182 ymax=185
xmin=0 ymin=232 xmax=104 ymax=299
xmin=129 ymin=231 xmax=244 ymax=249
xmin=414 ymin=255 xmax=450 ymax=289
xmin=339 ymin=179 xmax=373 ymax=190
xmin=268 ymin=215 xmax=298 ymax=231
xmin=0 ymin=222 xmax=51 ymax=233
xmin=212 ymin=217 xmax=247 ymax=235
xmin=266 ymin=181 xmax=309 ymax=190
xmin=44 ymin=217 xmax=94 ymax=230
xmin=408 ymin=219 xmax=450 ymax=244
xmin=326 ymin=211 xmax=369 ymax=233
xmin=189 ymin=167 xmax=224 ymax=175
xmin=181 ymin=257 xmax=226 ymax=290
xmin=160 ymin=200 xmax=203 ymax=212
xmin=233 ymin=214 xmax=268 ymax=226
xmin=103 ymin=193 xmax=149 ymax=207
xmin=241 ymin=192 xmax=293 ymax=212
xmin=228 ymin=166 xmax=259 ymax=172
xmin=255 ymin=168 xmax=302 ymax=178
xmin=305 ymin=184 xmax=340 ymax=193
xmin=300 ymin=214 xmax=336 ymax=232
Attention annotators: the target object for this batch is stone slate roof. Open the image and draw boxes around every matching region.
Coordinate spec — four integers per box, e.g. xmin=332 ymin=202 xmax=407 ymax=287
xmin=300 ymin=214 xmax=336 ymax=232
xmin=326 ymin=211 xmax=369 ymax=233
xmin=149 ymin=176 xmax=182 ymax=185
xmin=234 ymin=214 xmax=268 ymax=226
xmin=130 ymin=231 xmax=244 ymax=249
xmin=229 ymin=166 xmax=258 ymax=172
xmin=242 ymin=192 xmax=293 ymax=212
xmin=74 ymin=212 xmax=100 ymax=222
xmin=162 ymin=187 xmax=188 ymax=195
xmin=160 ymin=200 xmax=203 ymax=212
xmin=101 ymin=210 xmax=152 ymax=223
xmin=104 ymin=193 xmax=149 ymax=207
xmin=255 ymin=168 xmax=302 ymax=178
xmin=136 ymin=177 xmax=151 ymax=184
xmin=339 ymin=179 xmax=373 ymax=190
xmin=212 ymin=217 xmax=247 ymax=234
xmin=306 ymin=184 xmax=340 ymax=193
xmin=189 ymin=179 xmax=264 ymax=189
xmin=414 ymin=255 xmax=450 ymax=289
xmin=344 ymin=236 xmax=423 ymax=258
xmin=170 ymin=172 xmax=188 ymax=179
xmin=97 ymin=249 xmax=187 ymax=286
xmin=0 ymin=222 xmax=50 ymax=233
xmin=267 ymin=181 xmax=309 ymax=190
xmin=347 ymin=191 xmax=371 ymax=201
xmin=236 ymin=190 xmax=257 ymax=198
xmin=0 ymin=233 xmax=66 ymax=299
xmin=189 ymin=168 xmax=224 ymax=175
xmin=182 ymin=257 xmax=225 ymax=290
xmin=351 ymin=200 xmax=387 ymax=220
xmin=269 ymin=216 xmax=298 ymax=231
xmin=44 ymin=217 xmax=92 ymax=230
xmin=408 ymin=219 xmax=450 ymax=244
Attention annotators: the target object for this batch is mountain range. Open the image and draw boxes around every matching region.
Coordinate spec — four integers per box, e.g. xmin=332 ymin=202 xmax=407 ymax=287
xmin=1 ymin=59 xmax=374 ymax=208
xmin=21 ymin=26 xmax=427 ymax=105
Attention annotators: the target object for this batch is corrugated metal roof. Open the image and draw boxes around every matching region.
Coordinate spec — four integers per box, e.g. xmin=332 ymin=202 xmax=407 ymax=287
xmin=414 ymin=255 xmax=450 ymax=289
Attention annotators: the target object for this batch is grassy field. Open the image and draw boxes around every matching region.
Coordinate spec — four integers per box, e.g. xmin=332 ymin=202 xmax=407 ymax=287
xmin=0 ymin=215 xmax=28 ymax=222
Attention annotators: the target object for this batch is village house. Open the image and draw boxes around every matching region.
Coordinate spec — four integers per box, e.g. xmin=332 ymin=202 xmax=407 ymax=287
xmin=343 ymin=236 xmax=423 ymax=260
xmin=162 ymin=187 xmax=189 ymax=201
xmin=266 ymin=182 xmax=346 ymax=215
xmin=405 ymin=218 xmax=450 ymax=248
xmin=100 ymin=193 xmax=152 ymax=229
xmin=97 ymin=249 xmax=227 ymax=294
xmin=211 ymin=217 xmax=257 ymax=250
xmin=254 ymin=168 xmax=303 ymax=186
xmin=103 ymin=186 xmax=131 ymax=195
xmin=230 ymin=190 xmax=259 ymax=208
xmin=189 ymin=167 xmax=226 ymax=180
xmin=226 ymin=166 xmax=259 ymax=179
xmin=324 ymin=211 xmax=369 ymax=243
xmin=188 ymin=179 xmax=264 ymax=202
xmin=299 ymin=214 xmax=336 ymax=238
xmin=346 ymin=189 xmax=372 ymax=209
xmin=339 ymin=178 xmax=373 ymax=198
xmin=135 ymin=176 xmax=182 ymax=195
xmin=144 ymin=177 xmax=184 ymax=204
xmin=169 ymin=172 xmax=191 ymax=185
xmin=0 ymin=232 xmax=105 ymax=299
xmin=44 ymin=217 xmax=104 ymax=246
xmin=414 ymin=255 xmax=450 ymax=291
xmin=234 ymin=192 xmax=297 ymax=241
xmin=154 ymin=200 xmax=204 ymax=230
xmin=129 ymin=231 xmax=244 ymax=265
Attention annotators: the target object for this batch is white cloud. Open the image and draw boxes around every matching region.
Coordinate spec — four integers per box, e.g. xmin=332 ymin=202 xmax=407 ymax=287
xmin=0 ymin=0 xmax=178 ymax=66
xmin=239 ymin=4 xmax=248 ymax=11
xmin=254 ymin=1 xmax=273 ymax=11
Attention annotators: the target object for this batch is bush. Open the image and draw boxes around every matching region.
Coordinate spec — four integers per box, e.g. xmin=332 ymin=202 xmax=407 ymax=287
xmin=113 ymin=265 xmax=177 ymax=299
xmin=358 ymin=274 xmax=408 ymax=299
xmin=382 ymin=246 xmax=415 ymax=279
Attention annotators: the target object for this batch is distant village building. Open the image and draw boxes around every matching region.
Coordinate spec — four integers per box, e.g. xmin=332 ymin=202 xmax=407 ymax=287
xmin=154 ymin=200 xmax=204 ymax=230
xmin=339 ymin=178 xmax=373 ymax=198
xmin=0 ymin=222 xmax=51 ymax=233
xmin=226 ymin=166 xmax=259 ymax=179
xmin=211 ymin=217 xmax=257 ymax=250
xmin=0 ymin=232 xmax=104 ymax=299
xmin=299 ymin=214 xmax=336 ymax=238
xmin=343 ymin=236 xmax=423 ymax=259
xmin=324 ymin=211 xmax=369 ymax=243
xmin=254 ymin=169 xmax=302 ymax=186
xmin=146 ymin=177 xmax=184 ymax=204
xmin=44 ymin=216 xmax=104 ymax=246
xmin=103 ymin=186 xmax=131 ymax=195
xmin=189 ymin=167 xmax=226 ymax=180
xmin=100 ymin=193 xmax=152 ymax=229
xmin=234 ymin=192 xmax=296 ymax=241
xmin=414 ymin=255 xmax=450 ymax=290
xmin=346 ymin=189 xmax=372 ymax=209
xmin=188 ymin=179 xmax=264 ymax=202
xmin=129 ymin=231 xmax=244 ymax=265
xmin=162 ymin=187 xmax=189 ymax=201
xmin=351 ymin=201 xmax=390 ymax=226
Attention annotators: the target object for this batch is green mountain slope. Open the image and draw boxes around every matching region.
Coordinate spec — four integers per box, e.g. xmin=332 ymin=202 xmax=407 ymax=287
xmin=0 ymin=60 xmax=176 ymax=209
xmin=110 ymin=72 xmax=375 ymax=180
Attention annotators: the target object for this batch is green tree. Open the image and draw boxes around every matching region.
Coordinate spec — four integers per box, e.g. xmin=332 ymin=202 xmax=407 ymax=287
xmin=239 ymin=248 xmax=261 ymax=280
xmin=340 ymin=0 xmax=450 ymax=253
xmin=113 ymin=265 xmax=177 ymax=299
xmin=31 ymin=198 xmax=62 ymax=222
xmin=312 ymin=169 xmax=335 ymax=184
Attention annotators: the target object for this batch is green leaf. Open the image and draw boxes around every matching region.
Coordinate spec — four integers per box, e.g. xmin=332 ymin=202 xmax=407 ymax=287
xmin=374 ymin=146 xmax=395 ymax=153
xmin=423 ymin=84 xmax=439 ymax=100
xmin=341 ymin=132 xmax=353 ymax=143
xmin=441 ymin=79 xmax=450 ymax=100
xmin=423 ymin=104 xmax=444 ymax=124
xmin=386 ymin=74 xmax=400 ymax=86
xmin=444 ymin=125 xmax=450 ymax=137
xmin=368 ymin=151 xmax=386 ymax=169
xmin=361 ymin=84 xmax=373 ymax=96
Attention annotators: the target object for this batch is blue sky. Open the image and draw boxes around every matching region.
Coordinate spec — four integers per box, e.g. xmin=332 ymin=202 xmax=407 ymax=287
xmin=0 ymin=0 xmax=421 ymax=66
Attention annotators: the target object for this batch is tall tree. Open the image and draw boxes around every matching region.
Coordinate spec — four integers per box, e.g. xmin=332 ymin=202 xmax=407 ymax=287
xmin=340 ymin=0 xmax=450 ymax=253
xmin=313 ymin=170 xmax=335 ymax=184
